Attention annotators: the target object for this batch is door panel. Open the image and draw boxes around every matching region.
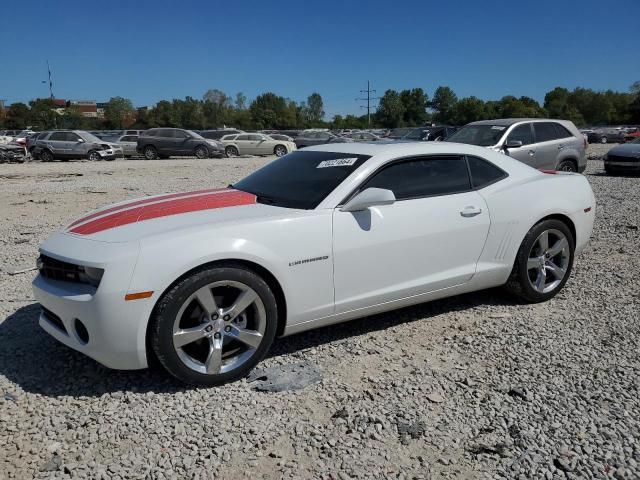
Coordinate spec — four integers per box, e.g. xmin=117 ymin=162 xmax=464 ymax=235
xmin=332 ymin=191 xmax=490 ymax=313
xmin=504 ymin=123 xmax=538 ymax=167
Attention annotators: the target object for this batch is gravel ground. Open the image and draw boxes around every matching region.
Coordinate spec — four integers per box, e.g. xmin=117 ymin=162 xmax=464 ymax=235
xmin=0 ymin=144 xmax=638 ymax=479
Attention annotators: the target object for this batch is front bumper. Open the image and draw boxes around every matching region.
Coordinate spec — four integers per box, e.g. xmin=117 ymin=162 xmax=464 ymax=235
xmin=605 ymin=159 xmax=640 ymax=170
xmin=31 ymin=234 xmax=152 ymax=370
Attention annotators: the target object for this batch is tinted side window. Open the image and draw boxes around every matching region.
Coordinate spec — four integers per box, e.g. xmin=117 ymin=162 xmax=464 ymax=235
xmin=157 ymin=129 xmax=173 ymax=138
xmin=553 ymin=123 xmax=573 ymax=139
xmin=467 ymin=156 xmax=507 ymax=189
xmin=65 ymin=132 xmax=81 ymax=141
xmin=248 ymin=134 xmax=263 ymax=141
xmin=507 ymin=124 xmax=534 ymax=145
xmin=534 ymin=122 xmax=560 ymax=142
xmin=121 ymin=135 xmax=136 ymax=141
xmin=363 ymin=157 xmax=471 ymax=200
xmin=49 ymin=132 xmax=67 ymax=141
xmin=236 ymin=134 xmax=251 ymax=141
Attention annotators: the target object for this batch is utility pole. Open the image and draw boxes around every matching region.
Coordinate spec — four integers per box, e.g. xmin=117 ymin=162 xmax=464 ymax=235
xmin=47 ymin=60 xmax=54 ymax=99
xmin=356 ymin=80 xmax=379 ymax=126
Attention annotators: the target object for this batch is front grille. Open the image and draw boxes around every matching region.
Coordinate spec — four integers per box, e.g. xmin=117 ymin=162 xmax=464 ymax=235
xmin=41 ymin=307 xmax=67 ymax=334
xmin=38 ymin=255 xmax=85 ymax=283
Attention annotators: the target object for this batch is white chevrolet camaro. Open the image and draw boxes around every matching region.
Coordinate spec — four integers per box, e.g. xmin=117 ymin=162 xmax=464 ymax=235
xmin=33 ymin=142 xmax=595 ymax=386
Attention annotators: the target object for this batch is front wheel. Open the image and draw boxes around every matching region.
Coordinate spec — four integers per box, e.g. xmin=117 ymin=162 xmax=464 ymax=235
xmin=40 ymin=149 xmax=54 ymax=162
xmin=600 ymin=136 xmax=607 ymax=144
xmin=274 ymin=145 xmax=287 ymax=157
xmin=144 ymin=145 xmax=158 ymax=160
xmin=504 ymin=219 xmax=574 ymax=303
xmin=150 ymin=265 xmax=278 ymax=386
xmin=88 ymin=150 xmax=101 ymax=161
xmin=195 ymin=146 xmax=209 ymax=159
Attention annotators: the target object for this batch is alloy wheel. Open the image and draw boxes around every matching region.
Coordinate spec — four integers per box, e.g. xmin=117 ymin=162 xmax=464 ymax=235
xmin=275 ymin=146 xmax=287 ymax=157
xmin=526 ymin=229 xmax=570 ymax=294
xmin=172 ymin=281 xmax=266 ymax=375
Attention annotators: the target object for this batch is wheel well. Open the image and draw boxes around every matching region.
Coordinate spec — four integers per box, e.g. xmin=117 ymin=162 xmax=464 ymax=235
xmin=146 ymin=259 xmax=288 ymax=362
xmin=537 ymin=214 xmax=576 ymax=244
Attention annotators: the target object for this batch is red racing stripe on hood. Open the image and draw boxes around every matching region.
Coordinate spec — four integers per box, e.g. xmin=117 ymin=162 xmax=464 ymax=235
xmin=68 ymin=188 xmax=226 ymax=227
xmin=69 ymin=189 xmax=256 ymax=235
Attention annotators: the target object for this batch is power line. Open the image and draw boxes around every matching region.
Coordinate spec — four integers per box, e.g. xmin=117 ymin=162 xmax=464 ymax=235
xmin=356 ymin=80 xmax=379 ymax=126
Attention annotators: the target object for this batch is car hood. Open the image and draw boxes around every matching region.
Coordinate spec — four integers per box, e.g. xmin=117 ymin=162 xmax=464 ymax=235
xmin=62 ymin=188 xmax=292 ymax=243
xmin=607 ymin=143 xmax=640 ymax=158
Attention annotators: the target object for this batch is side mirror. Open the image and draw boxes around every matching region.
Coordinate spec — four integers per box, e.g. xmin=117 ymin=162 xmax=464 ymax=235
xmin=504 ymin=139 xmax=523 ymax=149
xmin=341 ymin=188 xmax=396 ymax=212
xmin=77 ymin=138 xmax=85 ymax=143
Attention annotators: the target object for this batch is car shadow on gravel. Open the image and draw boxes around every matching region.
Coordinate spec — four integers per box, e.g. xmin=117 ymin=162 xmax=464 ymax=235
xmin=0 ymin=304 xmax=186 ymax=398
xmin=1 ymin=289 xmax=518 ymax=397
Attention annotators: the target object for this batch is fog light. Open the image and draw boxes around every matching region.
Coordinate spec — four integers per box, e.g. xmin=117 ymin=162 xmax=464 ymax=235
xmin=74 ymin=319 xmax=89 ymax=344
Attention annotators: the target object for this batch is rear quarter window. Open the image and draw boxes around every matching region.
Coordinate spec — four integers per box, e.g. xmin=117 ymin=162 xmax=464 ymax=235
xmin=467 ymin=156 xmax=508 ymax=189
xmin=553 ymin=123 xmax=574 ymax=139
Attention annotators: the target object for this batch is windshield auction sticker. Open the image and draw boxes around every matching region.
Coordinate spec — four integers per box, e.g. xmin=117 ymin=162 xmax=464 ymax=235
xmin=317 ymin=158 xmax=358 ymax=168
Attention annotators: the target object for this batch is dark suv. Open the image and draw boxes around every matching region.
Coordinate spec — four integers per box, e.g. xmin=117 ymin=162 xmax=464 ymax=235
xmin=136 ymin=128 xmax=225 ymax=159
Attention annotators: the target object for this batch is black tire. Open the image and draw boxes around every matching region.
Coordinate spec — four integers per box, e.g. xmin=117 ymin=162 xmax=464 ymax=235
xmin=274 ymin=145 xmax=287 ymax=157
xmin=557 ymin=159 xmax=577 ymax=172
xmin=600 ymin=136 xmax=607 ymax=144
xmin=225 ymin=146 xmax=238 ymax=157
xmin=144 ymin=145 xmax=158 ymax=160
xmin=88 ymin=150 xmax=101 ymax=161
xmin=195 ymin=145 xmax=209 ymax=159
xmin=504 ymin=219 xmax=575 ymax=303
xmin=40 ymin=149 xmax=54 ymax=162
xmin=150 ymin=265 xmax=278 ymax=387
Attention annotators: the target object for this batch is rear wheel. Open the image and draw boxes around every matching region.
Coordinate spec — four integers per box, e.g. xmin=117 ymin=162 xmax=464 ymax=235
xmin=557 ymin=159 xmax=577 ymax=172
xmin=195 ymin=146 xmax=209 ymax=159
xmin=274 ymin=145 xmax=287 ymax=157
xmin=225 ymin=146 xmax=239 ymax=158
xmin=600 ymin=136 xmax=607 ymax=144
xmin=144 ymin=145 xmax=158 ymax=160
xmin=150 ymin=266 xmax=278 ymax=386
xmin=504 ymin=219 xmax=574 ymax=303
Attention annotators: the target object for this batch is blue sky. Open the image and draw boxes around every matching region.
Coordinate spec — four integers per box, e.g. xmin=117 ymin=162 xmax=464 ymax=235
xmin=1 ymin=0 xmax=638 ymax=118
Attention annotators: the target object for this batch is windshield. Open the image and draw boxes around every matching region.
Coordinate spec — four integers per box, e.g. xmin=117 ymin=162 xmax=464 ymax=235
xmin=187 ymin=130 xmax=205 ymax=139
xmin=233 ymin=150 xmax=370 ymax=209
xmin=446 ymin=124 xmax=507 ymax=146
xmin=402 ymin=128 xmax=429 ymax=140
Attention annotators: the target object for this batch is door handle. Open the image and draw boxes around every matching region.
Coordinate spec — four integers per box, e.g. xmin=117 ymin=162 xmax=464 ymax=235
xmin=528 ymin=150 xmax=535 ymax=156
xmin=557 ymin=144 xmax=564 ymax=150
xmin=460 ymin=206 xmax=482 ymax=217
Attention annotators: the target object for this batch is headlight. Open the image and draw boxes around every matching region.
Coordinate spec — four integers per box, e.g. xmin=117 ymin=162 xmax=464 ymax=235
xmin=79 ymin=266 xmax=104 ymax=287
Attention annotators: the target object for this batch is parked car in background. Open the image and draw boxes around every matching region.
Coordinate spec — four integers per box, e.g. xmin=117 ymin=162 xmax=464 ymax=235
xmin=446 ymin=118 xmax=586 ymax=172
xmin=587 ymin=128 xmax=626 ymax=144
xmin=32 ymin=130 xmax=123 ymax=161
xmin=267 ymin=134 xmax=295 ymax=142
xmin=623 ymin=127 xmax=640 ymax=142
xmin=220 ymin=133 xmax=296 ymax=157
xmin=294 ymin=131 xmax=353 ymax=148
xmin=386 ymin=127 xmax=415 ymax=139
xmin=200 ymin=129 xmax=245 ymax=140
xmin=345 ymin=131 xmax=385 ymax=142
xmin=603 ymin=138 xmax=640 ymax=175
xmin=106 ymin=134 xmax=140 ymax=157
xmin=137 ymin=128 xmax=225 ymax=159
xmin=402 ymin=126 xmax=458 ymax=142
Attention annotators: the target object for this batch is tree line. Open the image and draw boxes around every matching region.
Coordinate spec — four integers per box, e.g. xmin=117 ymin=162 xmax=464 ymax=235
xmin=2 ymin=83 xmax=639 ymax=131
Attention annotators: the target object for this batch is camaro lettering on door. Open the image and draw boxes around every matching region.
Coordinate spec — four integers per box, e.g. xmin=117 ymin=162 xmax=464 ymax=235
xmin=289 ymin=255 xmax=329 ymax=267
